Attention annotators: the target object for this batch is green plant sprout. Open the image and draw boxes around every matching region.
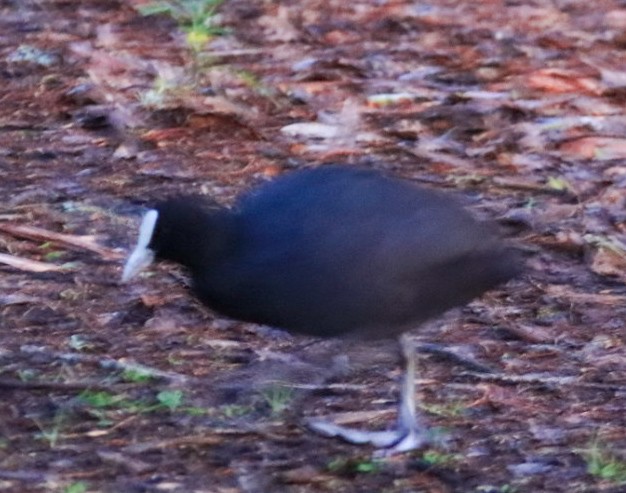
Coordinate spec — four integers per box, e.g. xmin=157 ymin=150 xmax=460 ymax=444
xmin=32 ymin=413 xmax=66 ymax=448
xmin=64 ymin=482 xmax=88 ymax=493
xmin=546 ymin=175 xmax=573 ymax=193
xmin=260 ymin=385 xmax=294 ymax=415
xmin=68 ymin=334 xmax=93 ymax=351
xmin=220 ymin=404 xmax=253 ymax=418
xmin=138 ymin=75 xmax=175 ymax=109
xmin=138 ymin=0 xmax=227 ymax=52
xmin=137 ymin=0 xmax=230 ymax=86
xmin=79 ymin=389 xmax=190 ymax=415
xmin=17 ymin=368 xmax=37 ymax=381
xmin=80 ymin=391 xmax=128 ymax=409
xmin=580 ymin=439 xmax=626 ymax=484
xmin=122 ymin=368 xmax=156 ymax=383
xmin=420 ymin=400 xmax=466 ymax=418
xmin=421 ymin=450 xmax=459 ymax=466
xmin=327 ymin=456 xmax=382 ymax=475
xmin=156 ymin=390 xmax=184 ymax=411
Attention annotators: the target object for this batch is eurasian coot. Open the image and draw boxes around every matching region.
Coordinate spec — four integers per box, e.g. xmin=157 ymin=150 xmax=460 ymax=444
xmin=122 ymin=165 xmax=519 ymax=451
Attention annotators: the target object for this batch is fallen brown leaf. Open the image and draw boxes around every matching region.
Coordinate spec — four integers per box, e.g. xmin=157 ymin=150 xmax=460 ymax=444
xmin=526 ymin=68 xmax=603 ymax=95
xmin=560 ymin=136 xmax=626 ymax=160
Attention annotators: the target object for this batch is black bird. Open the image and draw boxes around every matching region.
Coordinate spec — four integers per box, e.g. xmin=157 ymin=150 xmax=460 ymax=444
xmin=122 ymin=165 xmax=519 ymax=451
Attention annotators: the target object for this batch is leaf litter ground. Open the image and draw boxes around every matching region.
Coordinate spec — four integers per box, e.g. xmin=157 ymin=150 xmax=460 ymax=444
xmin=2 ymin=1 xmax=626 ymax=492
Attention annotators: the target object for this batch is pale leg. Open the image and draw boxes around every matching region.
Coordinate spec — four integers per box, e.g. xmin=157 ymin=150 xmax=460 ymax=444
xmin=307 ymin=334 xmax=429 ymax=452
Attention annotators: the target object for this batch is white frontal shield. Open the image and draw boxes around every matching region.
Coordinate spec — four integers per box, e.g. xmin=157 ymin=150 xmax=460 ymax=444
xmin=121 ymin=209 xmax=159 ymax=282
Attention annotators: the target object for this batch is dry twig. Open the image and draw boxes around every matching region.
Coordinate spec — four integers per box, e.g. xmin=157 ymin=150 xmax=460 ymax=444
xmin=0 ymin=377 xmax=132 ymax=392
xmin=0 ymin=252 xmax=66 ymax=273
xmin=0 ymin=223 xmax=121 ymax=260
xmin=460 ymin=371 xmax=626 ymax=392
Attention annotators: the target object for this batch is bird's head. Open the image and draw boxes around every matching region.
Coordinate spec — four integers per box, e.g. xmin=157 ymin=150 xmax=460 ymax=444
xmin=121 ymin=197 xmax=226 ymax=283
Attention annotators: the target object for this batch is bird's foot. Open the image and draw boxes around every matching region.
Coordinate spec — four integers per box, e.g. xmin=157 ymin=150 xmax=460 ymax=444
xmin=306 ymin=418 xmax=429 ymax=453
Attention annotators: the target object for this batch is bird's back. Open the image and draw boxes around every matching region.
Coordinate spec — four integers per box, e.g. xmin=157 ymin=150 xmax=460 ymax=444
xmin=192 ymin=166 xmax=518 ymax=338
